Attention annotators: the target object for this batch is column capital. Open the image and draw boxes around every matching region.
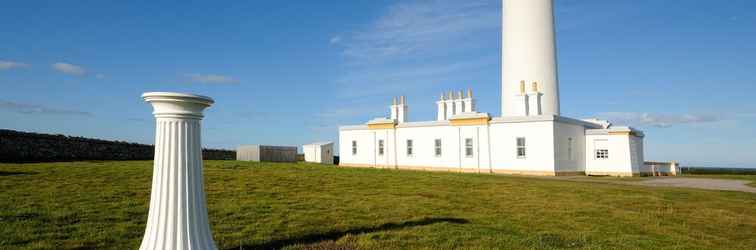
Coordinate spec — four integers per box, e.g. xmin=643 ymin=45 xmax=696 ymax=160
xmin=142 ymin=92 xmax=214 ymax=119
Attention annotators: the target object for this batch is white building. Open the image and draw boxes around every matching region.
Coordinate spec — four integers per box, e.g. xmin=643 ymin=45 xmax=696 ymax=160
xmin=338 ymin=0 xmax=649 ymax=177
xmin=303 ymin=142 xmax=334 ymax=164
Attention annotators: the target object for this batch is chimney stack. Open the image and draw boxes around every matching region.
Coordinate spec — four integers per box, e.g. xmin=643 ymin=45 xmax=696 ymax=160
xmin=437 ymin=93 xmax=447 ymax=121
xmin=397 ymin=96 xmax=407 ymax=123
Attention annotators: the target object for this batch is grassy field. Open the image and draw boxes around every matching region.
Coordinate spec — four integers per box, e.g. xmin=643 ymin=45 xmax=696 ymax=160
xmin=1 ymin=161 xmax=755 ymax=249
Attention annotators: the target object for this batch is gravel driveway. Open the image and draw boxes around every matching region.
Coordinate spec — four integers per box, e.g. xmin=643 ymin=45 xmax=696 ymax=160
xmin=637 ymin=178 xmax=756 ymax=193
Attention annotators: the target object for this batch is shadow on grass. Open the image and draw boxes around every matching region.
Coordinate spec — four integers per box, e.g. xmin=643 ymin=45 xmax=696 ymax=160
xmin=0 ymin=171 xmax=38 ymax=177
xmin=232 ymin=217 xmax=469 ymax=250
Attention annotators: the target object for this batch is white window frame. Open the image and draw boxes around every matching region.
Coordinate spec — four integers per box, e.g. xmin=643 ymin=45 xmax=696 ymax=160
xmin=567 ymin=137 xmax=573 ymax=161
xmin=465 ymin=138 xmax=474 ymax=157
xmin=406 ymin=139 xmax=413 ymax=157
xmin=596 ymin=149 xmax=609 ymax=159
xmin=434 ymin=139 xmax=442 ymax=157
xmin=516 ymin=137 xmax=526 ymax=159
xmin=378 ymin=139 xmax=384 ymax=156
xmin=352 ymin=140 xmax=357 ymax=155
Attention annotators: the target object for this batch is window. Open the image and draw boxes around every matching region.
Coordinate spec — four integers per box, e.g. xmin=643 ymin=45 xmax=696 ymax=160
xmin=465 ymin=138 xmax=474 ymax=157
xmin=406 ymin=140 xmax=413 ymax=156
xmin=596 ymin=149 xmax=609 ymax=159
xmin=567 ymin=138 xmax=573 ymax=161
xmin=434 ymin=139 xmax=442 ymax=157
xmin=516 ymin=137 xmax=526 ymax=158
xmin=378 ymin=140 xmax=384 ymax=156
xmin=352 ymin=141 xmax=357 ymax=155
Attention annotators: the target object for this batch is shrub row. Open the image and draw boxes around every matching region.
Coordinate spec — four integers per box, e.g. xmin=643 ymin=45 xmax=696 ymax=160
xmin=0 ymin=129 xmax=234 ymax=163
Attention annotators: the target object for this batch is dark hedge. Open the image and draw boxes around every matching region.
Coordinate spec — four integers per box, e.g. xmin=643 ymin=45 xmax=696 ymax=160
xmin=0 ymin=129 xmax=234 ymax=163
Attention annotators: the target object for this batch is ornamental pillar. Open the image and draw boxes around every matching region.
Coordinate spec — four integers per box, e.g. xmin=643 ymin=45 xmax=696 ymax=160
xmin=140 ymin=92 xmax=217 ymax=250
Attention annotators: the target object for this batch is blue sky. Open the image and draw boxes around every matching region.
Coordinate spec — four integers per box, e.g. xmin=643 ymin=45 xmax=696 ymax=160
xmin=1 ymin=0 xmax=755 ymax=167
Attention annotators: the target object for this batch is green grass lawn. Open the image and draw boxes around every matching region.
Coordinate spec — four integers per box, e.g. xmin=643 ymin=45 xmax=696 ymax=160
xmin=1 ymin=161 xmax=755 ymax=249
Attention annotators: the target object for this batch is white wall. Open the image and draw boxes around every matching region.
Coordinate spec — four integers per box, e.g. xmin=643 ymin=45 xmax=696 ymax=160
xmin=340 ymin=119 xmax=644 ymax=177
xmin=304 ymin=144 xmax=316 ymax=162
xmin=489 ymin=121 xmax=556 ymax=173
xmin=341 ymin=120 xmax=561 ymax=175
xmin=585 ymin=134 xmax=634 ymax=176
xmin=395 ymin=125 xmax=461 ymax=169
xmin=304 ymin=143 xmax=334 ymax=164
xmin=554 ymin=121 xmax=586 ymax=173
xmin=339 ymin=129 xmax=379 ymax=166
xmin=340 ymin=124 xmax=493 ymax=171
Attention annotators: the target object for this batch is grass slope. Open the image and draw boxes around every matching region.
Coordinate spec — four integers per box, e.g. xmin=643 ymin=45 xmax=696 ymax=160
xmin=1 ymin=161 xmax=755 ymax=249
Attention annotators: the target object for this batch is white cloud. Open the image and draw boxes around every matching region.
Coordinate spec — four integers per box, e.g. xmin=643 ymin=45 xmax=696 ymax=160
xmin=334 ymin=0 xmax=500 ymax=98
xmin=597 ymin=112 xmax=722 ymax=128
xmin=336 ymin=56 xmax=496 ymax=98
xmin=0 ymin=100 xmax=92 ymax=116
xmin=0 ymin=60 xmax=28 ymax=70
xmin=186 ymin=73 xmax=239 ymax=84
xmin=52 ymin=62 xmax=87 ymax=76
xmin=307 ymin=104 xmax=385 ymax=134
xmin=330 ymin=36 xmax=342 ymax=44
xmin=342 ymin=0 xmax=498 ymax=64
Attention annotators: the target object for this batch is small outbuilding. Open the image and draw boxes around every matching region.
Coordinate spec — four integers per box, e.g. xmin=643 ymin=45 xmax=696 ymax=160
xmin=303 ymin=142 xmax=334 ymax=164
xmin=236 ymin=145 xmax=297 ymax=163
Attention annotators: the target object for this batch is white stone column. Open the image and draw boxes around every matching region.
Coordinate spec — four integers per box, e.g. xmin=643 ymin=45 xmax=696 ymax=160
xmin=140 ymin=92 xmax=217 ymax=250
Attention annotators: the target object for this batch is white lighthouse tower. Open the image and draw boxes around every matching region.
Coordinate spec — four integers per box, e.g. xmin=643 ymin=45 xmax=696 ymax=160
xmin=501 ymin=0 xmax=560 ymax=117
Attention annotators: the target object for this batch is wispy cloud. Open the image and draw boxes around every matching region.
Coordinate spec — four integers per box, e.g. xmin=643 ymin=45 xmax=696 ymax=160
xmin=0 ymin=60 xmax=29 ymax=70
xmin=597 ymin=112 xmax=722 ymax=128
xmin=341 ymin=0 xmax=498 ymax=64
xmin=307 ymin=104 xmax=386 ymax=133
xmin=330 ymin=36 xmax=342 ymax=44
xmin=186 ymin=73 xmax=239 ymax=84
xmin=52 ymin=62 xmax=87 ymax=76
xmin=336 ymin=57 xmax=496 ymax=98
xmin=334 ymin=0 xmax=499 ymax=98
xmin=0 ymin=100 xmax=92 ymax=116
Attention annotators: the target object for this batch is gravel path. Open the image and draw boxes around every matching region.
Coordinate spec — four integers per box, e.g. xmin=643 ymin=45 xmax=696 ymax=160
xmin=637 ymin=178 xmax=756 ymax=193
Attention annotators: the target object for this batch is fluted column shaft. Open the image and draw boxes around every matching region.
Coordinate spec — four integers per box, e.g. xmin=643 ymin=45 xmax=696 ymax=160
xmin=141 ymin=92 xmax=217 ymax=250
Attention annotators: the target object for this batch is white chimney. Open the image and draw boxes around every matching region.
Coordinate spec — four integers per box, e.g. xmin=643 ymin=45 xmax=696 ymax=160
xmin=454 ymin=90 xmax=464 ymax=116
xmin=445 ymin=91 xmax=455 ymax=119
xmin=463 ymin=88 xmax=475 ymax=113
xmin=390 ymin=97 xmax=398 ymax=120
xmin=436 ymin=93 xmax=447 ymax=121
xmin=527 ymin=81 xmax=543 ymax=116
xmin=397 ymin=95 xmax=408 ymax=123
